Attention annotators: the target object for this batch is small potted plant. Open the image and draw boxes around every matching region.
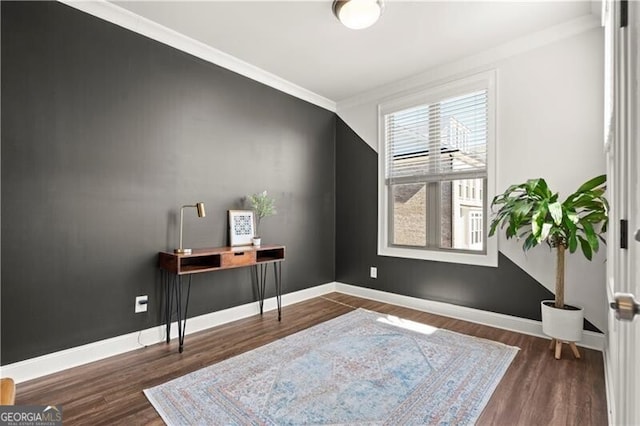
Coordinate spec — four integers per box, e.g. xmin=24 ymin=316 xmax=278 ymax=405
xmin=247 ymin=190 xmax=277 ymax=246
xmin=489 ymin=175 xmax=608 ymax=359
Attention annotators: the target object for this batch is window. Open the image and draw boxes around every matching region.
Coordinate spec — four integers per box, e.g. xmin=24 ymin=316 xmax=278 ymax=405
xmin=469 ymin=211 xmax=483 ymax=248
xmin=378 ymin=71 xmax=497 ymax=266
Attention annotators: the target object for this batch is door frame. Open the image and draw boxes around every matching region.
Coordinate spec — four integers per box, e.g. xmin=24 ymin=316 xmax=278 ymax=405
xmin=628 ymin=1 xmax=639 ymax=423
xmin=603 ymin=0 xmax=639 ymax=424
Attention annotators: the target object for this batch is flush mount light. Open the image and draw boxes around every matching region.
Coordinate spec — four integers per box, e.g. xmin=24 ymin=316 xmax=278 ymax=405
xmin=332 ymin=0 xmax=384 ymax=30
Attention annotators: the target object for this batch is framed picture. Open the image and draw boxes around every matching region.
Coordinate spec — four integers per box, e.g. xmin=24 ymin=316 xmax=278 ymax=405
xmin=228 ymin=210 xmax=255 ymax=246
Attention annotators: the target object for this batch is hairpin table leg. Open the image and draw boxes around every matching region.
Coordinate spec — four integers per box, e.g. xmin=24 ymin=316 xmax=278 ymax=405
xmin=174 ymin=274 xmax=193 ymax=353
xmin=274 ymin=262 xmax=282 ymax=321
xmin=164 ymin=271 xmax=174 ymax=344
xmin=255 ymin=264 xmax=267 ymax=315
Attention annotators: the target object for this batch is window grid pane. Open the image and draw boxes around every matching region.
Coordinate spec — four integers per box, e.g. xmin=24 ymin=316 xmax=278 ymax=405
xmin=392 ymin=183 xmax=427 ymax=247
xmin=385 ymin=88 xmax=488 ymax=254
xmin=444 ymin=178 xmax=484 ymax=251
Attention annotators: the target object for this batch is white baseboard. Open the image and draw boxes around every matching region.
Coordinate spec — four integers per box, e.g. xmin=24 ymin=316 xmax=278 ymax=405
xmin=2 ymin=281 xmax=604 ymax=383
xmin=0 ymin=282 xmax=337 ymax=384
xmin=334 ymin=283 xmax=605 ymax=351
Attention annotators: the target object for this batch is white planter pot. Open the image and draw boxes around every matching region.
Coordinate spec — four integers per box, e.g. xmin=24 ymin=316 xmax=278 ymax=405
xmin=252 ymin=237 xmax=261 ymax=247
xmin=541 ymin=300 xmax=584 ymax=342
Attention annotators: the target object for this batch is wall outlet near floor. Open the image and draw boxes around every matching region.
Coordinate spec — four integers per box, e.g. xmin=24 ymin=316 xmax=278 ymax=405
xmin=370 ymin=267 xmax=377 ymax=279
xmin=135 ymin=295 xmax=148 ymax=313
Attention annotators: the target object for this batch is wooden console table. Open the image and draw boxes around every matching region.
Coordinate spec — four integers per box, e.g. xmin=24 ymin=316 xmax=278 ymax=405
xmin=158 ymin=245 xmax=285 ymax=353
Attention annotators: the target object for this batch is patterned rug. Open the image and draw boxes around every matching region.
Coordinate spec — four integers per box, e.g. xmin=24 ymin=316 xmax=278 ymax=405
xmin=145 ymin=309 xmax=518 ymax=425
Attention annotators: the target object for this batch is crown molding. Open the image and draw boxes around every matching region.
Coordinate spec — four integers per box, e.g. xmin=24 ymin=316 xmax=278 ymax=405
xmin=337 ymin=14 xmax=601 ymax=110
xmin=58 ymin=0 xmax=337 ymax=112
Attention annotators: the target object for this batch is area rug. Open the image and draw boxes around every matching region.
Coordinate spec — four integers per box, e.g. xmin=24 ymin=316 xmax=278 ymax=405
xmin=144 ymin=309 xmax=518 ymax=425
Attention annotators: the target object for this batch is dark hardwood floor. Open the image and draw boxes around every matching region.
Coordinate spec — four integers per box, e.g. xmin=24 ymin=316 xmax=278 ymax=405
xmin=15 ymin=293 xmax=608 ymax=425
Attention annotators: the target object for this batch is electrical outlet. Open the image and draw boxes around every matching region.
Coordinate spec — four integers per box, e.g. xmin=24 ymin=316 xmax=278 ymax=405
xmin=370 ymin=267 xmax=377 ymax=279
xmin=135 ymin=295 xmax=148 ymax=313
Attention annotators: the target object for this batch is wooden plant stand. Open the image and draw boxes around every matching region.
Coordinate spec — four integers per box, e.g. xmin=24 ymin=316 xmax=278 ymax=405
xmin=549 ymin=338 xmax=581 ymax=359
xmin=1 ymin=378 xmax=16 ymax=405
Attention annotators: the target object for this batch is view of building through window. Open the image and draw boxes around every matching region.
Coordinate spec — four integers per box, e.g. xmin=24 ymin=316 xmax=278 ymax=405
xmin=392 ymin=183 xmax=427 ymax=246
xmin=449 ymin=179 xmax=483 ymax=250
xmin=385 ymin=90 xmax=487 ymax=252
xmin=392 ymin=178 xmax=483 ymax=250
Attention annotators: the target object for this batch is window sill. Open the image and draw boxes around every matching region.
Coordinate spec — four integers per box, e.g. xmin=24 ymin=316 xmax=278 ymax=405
xmin=378 ymin=244 xmax=498 ymax=267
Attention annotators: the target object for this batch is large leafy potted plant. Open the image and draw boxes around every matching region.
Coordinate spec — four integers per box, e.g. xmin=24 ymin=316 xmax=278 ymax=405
xmin=489 ymin=175 xmax=608 ymax=358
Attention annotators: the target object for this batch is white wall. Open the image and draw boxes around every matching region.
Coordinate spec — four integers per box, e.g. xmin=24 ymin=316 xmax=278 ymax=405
xmin=337 ymin=23 xmax=607 ymax=332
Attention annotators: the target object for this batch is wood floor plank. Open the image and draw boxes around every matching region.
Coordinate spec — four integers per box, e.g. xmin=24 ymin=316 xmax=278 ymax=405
xmin=14 ymin=292 xmax=607 ymax=425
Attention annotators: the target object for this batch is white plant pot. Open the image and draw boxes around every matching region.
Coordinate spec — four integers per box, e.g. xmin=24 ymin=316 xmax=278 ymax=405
xmin=541 ymin=300 xmax=584 ymax=342
xmin=252 ymin=237 xmax=261 ymax=247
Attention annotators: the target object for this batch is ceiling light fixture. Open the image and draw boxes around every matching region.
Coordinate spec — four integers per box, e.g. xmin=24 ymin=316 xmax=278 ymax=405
xmin=332 ymin=0 xmax=384 ymax=30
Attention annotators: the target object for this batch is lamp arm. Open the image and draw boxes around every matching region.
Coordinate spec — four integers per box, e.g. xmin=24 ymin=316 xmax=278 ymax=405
xmin=179 ymin=206 xmax=186 ymax=251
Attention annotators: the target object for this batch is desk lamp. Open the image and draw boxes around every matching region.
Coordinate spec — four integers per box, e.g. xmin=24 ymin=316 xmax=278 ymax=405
xmin=175 ymin=202 xmax=206 ymax=255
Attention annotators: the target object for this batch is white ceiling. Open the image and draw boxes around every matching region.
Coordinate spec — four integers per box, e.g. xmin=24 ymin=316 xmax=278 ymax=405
xmin=111 ymin=1 xmax=595 ymax=103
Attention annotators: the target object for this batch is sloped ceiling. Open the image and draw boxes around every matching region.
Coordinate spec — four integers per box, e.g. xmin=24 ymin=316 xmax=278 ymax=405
xmin=112 ymin=1 xmax=595 ymax=102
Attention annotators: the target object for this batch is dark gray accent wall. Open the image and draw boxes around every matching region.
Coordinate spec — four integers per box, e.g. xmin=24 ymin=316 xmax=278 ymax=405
xmin=334 ymin=118 xmax=600 ymax=333
xmin=1 ymin=2 xmax=335 ymax=364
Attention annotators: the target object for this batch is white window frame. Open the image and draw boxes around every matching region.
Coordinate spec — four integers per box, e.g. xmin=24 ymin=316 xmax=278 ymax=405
xmin=377 ymin=70 xmax=498 ymax=267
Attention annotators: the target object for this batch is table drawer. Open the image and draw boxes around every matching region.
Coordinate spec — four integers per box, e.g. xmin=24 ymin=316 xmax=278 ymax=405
xmin=221 ymin=250 xmax=256 ymax=267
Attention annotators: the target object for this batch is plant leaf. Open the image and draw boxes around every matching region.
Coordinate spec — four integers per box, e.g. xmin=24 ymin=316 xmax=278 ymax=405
xmin=581 ymin=220 xmax=600 ymax=253
xmin=568 ymin=232 xmax=578 ymax=253
xmin=578 ymin=236 xmax=593 ymax=260
xmin=540 ymin=223 xmax=552 ymax=242
xmin=548 ymin=201 xmax=563 ymax=225
xmin=575 ymin=174 xmax=606 ymax=193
